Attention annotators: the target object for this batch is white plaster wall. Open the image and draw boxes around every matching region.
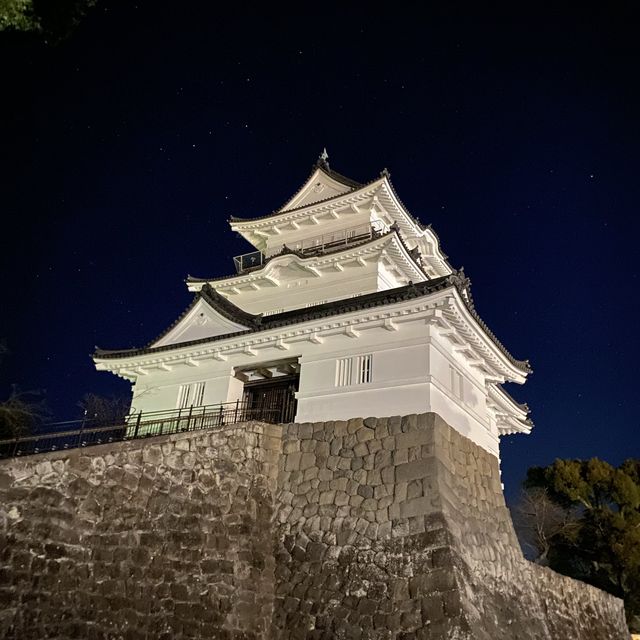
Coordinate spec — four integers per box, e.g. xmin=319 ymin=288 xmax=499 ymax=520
xmin=227 ymin=266 xmax=380 ymax=315
xmin=297 ymin=343 xmax=429 ymax=395
xmin=427 ymin=340 xmax=488 ymax=422
xmin=129 ymin=363 xmax=238 ymax=414
xmin=222 ymin=258 xmax=415 ymax=316
xmin=296 ymin=383 xmax=432 ymax=424
xmin=130 ymin=380 xmax=178 ymax=414
xmin=292 ymin=325 xmax=498 ymax=456
xmin=377 ymin=263 xmax=407 ymax=290
xmin=428 ymin=384 xmax=498 ymax=456
xmin=124 ymin=312 xmax=501 ymax=456
xmin=201 ymin=371 xmax=241 ymax=406
xmin=424 ymin=330 xmax=498 ymax=454
xmin=295 ymin=339 xmax=431 ymax=422
xmin=226 ymin=376 xmax=244 ymax=403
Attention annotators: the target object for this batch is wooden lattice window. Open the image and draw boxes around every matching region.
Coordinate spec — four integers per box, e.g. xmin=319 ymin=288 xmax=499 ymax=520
xmin=335 ymin=354 xmax=373 ymax=387
xmin=177 ymin=382 xmax=206 ymax=408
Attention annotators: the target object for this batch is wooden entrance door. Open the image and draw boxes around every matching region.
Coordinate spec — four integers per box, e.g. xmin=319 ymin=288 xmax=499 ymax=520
xmin=242 ymin=375 xmax=298 ymax=423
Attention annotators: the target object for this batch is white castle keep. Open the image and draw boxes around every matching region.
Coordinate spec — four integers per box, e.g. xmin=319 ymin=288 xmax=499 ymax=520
xmin=94 ymin=152 xmax=531 ymax=458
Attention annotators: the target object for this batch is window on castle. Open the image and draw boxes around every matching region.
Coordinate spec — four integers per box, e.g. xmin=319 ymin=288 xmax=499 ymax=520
xmin=335 ymin=354 xmax=373 ymax=387
xmin=335 ymin=357 xmax=353 ymax=387
xmin=450 ymin=366 xmax=463 ymax=401
xmin=177 ymin=382 xmax=206 ymax=409
xmin=193 ymin=382 xmax=206 ymax=406
xmin=356 ymin=354 xmax=373 ymax=384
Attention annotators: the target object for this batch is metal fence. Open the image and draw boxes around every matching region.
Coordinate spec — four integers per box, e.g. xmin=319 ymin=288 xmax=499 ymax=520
xmin=233 ymin=250 xmax=265 ymax=274
xmin=232 ymin=221 xmax=388 ymax=274
xmin=280 ymin=220 xmax=387 ymax=256
xmin=0 ymin=400 xmax=280 ymax=459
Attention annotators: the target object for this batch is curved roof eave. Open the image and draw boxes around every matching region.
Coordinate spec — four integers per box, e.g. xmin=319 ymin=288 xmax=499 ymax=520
xmin=94 ymin=277 xmax=453 ymax=360
xmin=229 ymin=174 xmax=384 ymax=225
xmin=186 ymin=228 xmax=428 ymax=289
xmin=491 ymin=383 xmax=530 ymax=414
xmin=94 ymin=274 xmax=531 ymax=378
xmin=378 ymin=176 xmax=455 ymax=275
xmin=446 ymin=275 xmax=532 ymax=377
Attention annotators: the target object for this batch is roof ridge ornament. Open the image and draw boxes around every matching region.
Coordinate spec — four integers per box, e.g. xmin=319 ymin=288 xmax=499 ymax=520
xmin=449 ymin=266 xmax=478 ymax=311
xmin=449 ymin=266 xmax=472 ymax=293
xmin=316 ymin=148 xmax=330 ymax=171
xmin=380 ymin=167 xmax=391 ymax=178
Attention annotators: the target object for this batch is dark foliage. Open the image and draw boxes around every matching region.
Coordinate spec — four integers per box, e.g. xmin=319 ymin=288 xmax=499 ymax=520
xmin=77 ymin=392 xmax=130 ymax=427
xmin=519 ymin=458 xmax=640 ymax=632
xmin=0 ymin=0 xmax=96 ymax=41
xmin=0 ymin=385 xmax=50 ymax=439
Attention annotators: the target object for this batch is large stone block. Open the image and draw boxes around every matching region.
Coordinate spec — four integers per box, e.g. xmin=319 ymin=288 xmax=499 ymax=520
xmin=396 ymin=459 xmax=432 ymax=483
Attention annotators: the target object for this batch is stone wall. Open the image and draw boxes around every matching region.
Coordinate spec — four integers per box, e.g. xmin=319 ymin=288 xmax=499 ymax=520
xmin=273 ymin=413 xmax=628 ymax=639
xmin=0 ymin=421 xmax=281 ymax=639
xmin=0 ymin=413 xmax=629 ymax=639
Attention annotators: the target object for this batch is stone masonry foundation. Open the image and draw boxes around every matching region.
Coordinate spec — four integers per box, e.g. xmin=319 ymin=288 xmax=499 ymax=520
xmin=0 ymin=422 xmax=281 ymax=639
xmin=0 ymin=413 xmax=629 ymax=639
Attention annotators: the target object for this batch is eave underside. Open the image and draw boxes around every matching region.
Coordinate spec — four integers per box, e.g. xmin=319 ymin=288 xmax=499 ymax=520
xmin=187 ymin=230 xmax=428 ymax=296
xmin=489 ymin=384 xmax=532 ymax=435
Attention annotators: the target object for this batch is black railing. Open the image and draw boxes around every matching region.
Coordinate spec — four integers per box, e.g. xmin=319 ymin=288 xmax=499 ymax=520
xmin=0 ymin=400 xmax=280 ymax=460
xmin=273 ymin=221 xmax=387 ymax=258
xmin=232 ymin=222 xmax=388 ymax=274
xmin=233 ymin=250 xmax=265 ymax=274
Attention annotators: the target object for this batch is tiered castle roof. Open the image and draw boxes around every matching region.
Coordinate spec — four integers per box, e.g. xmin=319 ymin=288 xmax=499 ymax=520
xmin=93 ymin=152 xmax=532 ymax=436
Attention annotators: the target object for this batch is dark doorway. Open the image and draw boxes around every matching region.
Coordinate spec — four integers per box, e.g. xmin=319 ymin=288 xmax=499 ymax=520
xmin=242 ymin=375 xmax=298 ymax=423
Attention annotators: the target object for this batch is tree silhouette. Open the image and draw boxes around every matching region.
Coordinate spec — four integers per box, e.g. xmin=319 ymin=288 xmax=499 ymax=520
xmin=518 ymin=458 xmax=640 ymax=632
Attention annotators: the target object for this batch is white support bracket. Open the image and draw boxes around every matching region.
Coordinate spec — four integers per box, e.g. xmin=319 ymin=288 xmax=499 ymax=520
xmin=383 ymin=318 xmax=397 ymax=332
xmin=344 ymin=326 xmax=359 ymax=339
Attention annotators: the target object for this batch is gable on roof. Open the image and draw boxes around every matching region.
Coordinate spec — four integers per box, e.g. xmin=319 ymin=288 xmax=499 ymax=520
xmin=279 ymin=166 xmax=360 ymax=212
xmin=152 ymin=294 xmax=252 ymax=349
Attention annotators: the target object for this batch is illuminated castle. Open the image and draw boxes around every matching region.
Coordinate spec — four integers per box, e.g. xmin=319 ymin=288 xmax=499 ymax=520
xmin=94 ymin=151 xmax=531 ymax=458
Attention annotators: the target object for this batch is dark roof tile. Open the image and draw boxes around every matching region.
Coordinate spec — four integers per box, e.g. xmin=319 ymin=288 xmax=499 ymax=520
xmin=95 ymin=275 xmax=531 ymax=374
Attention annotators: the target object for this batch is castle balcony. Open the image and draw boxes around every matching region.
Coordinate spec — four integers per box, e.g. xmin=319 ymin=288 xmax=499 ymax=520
xmin=233 ymin=250 xmax=265 ymax=274
xmin=233 ymin=220 xmax=387 ymax=274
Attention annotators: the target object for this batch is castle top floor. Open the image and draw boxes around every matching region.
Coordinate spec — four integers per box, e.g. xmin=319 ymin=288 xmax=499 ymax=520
xmin=227 ymin=152 xmax=452 ymax=279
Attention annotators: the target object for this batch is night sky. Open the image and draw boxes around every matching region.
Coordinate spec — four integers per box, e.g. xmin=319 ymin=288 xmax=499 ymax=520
xmin=1 ymin=4 xmax=638 ymax=503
